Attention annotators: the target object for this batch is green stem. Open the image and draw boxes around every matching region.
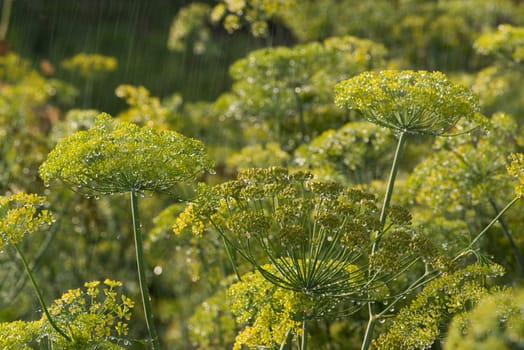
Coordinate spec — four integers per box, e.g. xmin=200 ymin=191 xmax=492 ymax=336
xmin=378 ymin=131 xmax=407 ymax=230
xmin=362 ymin=131 xmax=407 ymax=350
xmin=300 ymin=315 xmax=308 ymax=350
xmin=489 ymin=198 xmax=524 ymax=277
xmin=10 ymin=196 xmax=72 ymax=300
xmin=279 ymin=329 xmax=294 ymax=350
xmin=14 ymin=244 xmax=72 ymax=343
xmin=459 ymin=197 xmax=520 ymax=258
xmin=221 ymin=235 xmax=241 ymax=281
xmin=130 ymin=191 xmax=160 ymax=350
xmin=361 ymin=305 xmax=376 ymax=350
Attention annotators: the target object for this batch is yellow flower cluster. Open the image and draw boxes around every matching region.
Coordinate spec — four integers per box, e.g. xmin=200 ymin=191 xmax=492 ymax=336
xmin=0 ymin=192 xmax=54 ymax=251
xmin=335 ymin=70 xmax=479 ymax=135
xmin=229 ymin=266 xmax=302 ymax=350
xmin=45 ymin=279 xmax=134 ymax=346
xmin=211 ymin=0 xmax=296 ymax=37
xmin=39 ymin=113 xmax=213 ymax=196
xmin=62 ymin=53 xmax=118 ymax=78
xmin=507 ymin=153 xmax=524 ymax=198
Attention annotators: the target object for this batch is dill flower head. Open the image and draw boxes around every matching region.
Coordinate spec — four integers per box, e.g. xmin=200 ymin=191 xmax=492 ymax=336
xmin=474 ymin=24 xmax=524 ymax=64
xmin=0 ymin=192 xmax=54 ymax=251
xmin=39 ymin=113 xmax=214 ymax=195
xmin=62 ymin=53 xmax=117 ymax=79
xmin=507 ymin=152 xmax=524 ymax=198
xmin=334 ymin=70 xmax=479 ymax=135
xmin=44 ymin=279 xmax=134 ymax=347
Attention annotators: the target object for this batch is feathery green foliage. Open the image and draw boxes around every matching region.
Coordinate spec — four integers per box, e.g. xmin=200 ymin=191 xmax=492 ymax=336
xmin=334 ymin=70 xmax=479 ymax=135
xmin=39 ymin=113 xmax=213 ymax=195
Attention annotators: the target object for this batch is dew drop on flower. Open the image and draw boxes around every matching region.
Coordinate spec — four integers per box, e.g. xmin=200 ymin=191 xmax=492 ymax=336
xmin=153 ymin=266 xmax=163 ymax=275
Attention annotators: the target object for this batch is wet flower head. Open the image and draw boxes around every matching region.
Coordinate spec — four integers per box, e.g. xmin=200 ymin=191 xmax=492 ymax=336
xmin=39 ymin=113 xmax=214 ymax=195
xmin=334 ymin=70 xmax=479 ymax=135
xmin=44 ymin=279 xmax=134 ymax=346
xmin=0 ymin=193 xmax=54 ymax=251
xmin=175 ymin=167 xmax=381 ymax=297
xmin=507 ymin=153 xmax=524 ymax=198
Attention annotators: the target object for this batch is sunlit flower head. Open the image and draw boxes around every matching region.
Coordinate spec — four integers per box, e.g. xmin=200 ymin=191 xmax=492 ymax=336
xmin=334 ymin=70 xmax=479 ymax=135
xmin=39 ymin=113 xmax=214 ymax=195
xmin=0 ymin=193 xmax=54 ymax=251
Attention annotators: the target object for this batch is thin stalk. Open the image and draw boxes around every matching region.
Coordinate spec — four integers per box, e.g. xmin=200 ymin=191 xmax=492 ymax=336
xmin=301 ymin=315 xmax=308 ymax=350
xmin=14 ymin=244 xmax=71 ymax=343
xmin=362 ymin=131 xmax=407 ymax=350
xmin=360 ymin=304 xmax=376 ymax=350
xmin=489 ymin=198 xmax=524 ymax=277
xmin=130 ymin=191 xmax=160 ymax=350
xmin=10 ymin=196 xmax=72 ymax=300
xmin=456 ymin=196 xmax=520 ymax=261
xmin=209 ymin=217 xmax=242 ymax=281
xmin=378 ymin=131 xmax=407 ymax=231
xmin=279 ymin=329 xmax=294 ymax=350
xmin=221 ymin=234 xmax=241 ymax=281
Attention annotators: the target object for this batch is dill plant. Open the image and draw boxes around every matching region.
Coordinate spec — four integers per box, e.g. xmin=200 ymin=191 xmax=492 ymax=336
xmin=226 ymin=35 xmax=387 ymax=149
xmin=39 ymin=113 xmax=213 ymax=349
xmin=0 ymin=193 xmax=135 ymax=348
xmin=167 ymin=3 xmax=213 ymax=55
xmin=175 ymin=167 xmax=443 ymax=349
xmin=335 ymin=69 xmax=482 ymax=349
xmin=0 ymin=193 xmax=69 ymax=341
xmin=403 ymin=114 xmax=524 ymax=275
xmin=0 ymin=279 xmax=135 ymax=349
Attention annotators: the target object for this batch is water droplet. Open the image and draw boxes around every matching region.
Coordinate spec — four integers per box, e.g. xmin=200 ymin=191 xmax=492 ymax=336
xmin=153 ymin=266 xmax=163 ymax=275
